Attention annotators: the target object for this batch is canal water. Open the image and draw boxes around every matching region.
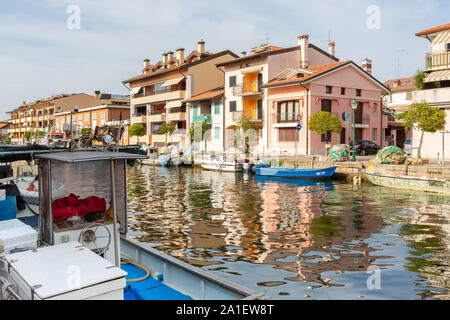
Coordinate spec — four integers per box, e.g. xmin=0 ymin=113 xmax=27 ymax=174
xmin=126 ymin=165 xmax=450 ymax=300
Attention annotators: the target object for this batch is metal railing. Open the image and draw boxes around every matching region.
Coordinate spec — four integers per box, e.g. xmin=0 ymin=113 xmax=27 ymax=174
xmin=232 ymin=81 xmax=263 ymax=95
xmin=273 ymin=112 xmax=300 ymax=123
xmin=132 ymin=86 xmax=186 ymax=99
xmin=426 ymin=51 xmax=450 ymax=70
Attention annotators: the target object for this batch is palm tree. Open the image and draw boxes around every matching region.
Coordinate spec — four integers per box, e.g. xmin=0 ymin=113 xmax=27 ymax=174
xmin=413 ymin=70 xmax=427 ymax=90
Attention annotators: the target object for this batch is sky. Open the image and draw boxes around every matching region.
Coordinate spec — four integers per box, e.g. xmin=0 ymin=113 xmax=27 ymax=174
xmin=0 ymin=0 xmax=448 ymax=120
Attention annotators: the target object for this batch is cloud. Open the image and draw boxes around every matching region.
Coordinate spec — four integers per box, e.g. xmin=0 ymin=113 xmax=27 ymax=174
xmin=0 ymin=0 xmax=448 ymax=119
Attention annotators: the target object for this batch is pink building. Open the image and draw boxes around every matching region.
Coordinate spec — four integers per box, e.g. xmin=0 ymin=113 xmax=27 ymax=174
xmin=263 ymin=60 xmax=390 ymax=155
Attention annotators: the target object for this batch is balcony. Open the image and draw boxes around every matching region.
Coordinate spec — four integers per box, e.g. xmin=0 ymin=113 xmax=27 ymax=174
xmin=412 ymin=86 xmax=450 ymax=105
xmin=167 ymin=112 xmax=186 ymax=121
xmin=232 ymin=81 xmax=263 ymax=96
xmin=243 ymin=108 xmax=263 ymax=123
xmin=131 ymin=114 xmax=147 ymax=124
xmin=426 ymin=51 xmax=450 ymax=71
xmin=193 ymin=114 xmax=211 ymax=122
xmin=132 ymin=89 xmax=186 ymax=103
xmin=148 ymin=112 xmax=166 ymax=122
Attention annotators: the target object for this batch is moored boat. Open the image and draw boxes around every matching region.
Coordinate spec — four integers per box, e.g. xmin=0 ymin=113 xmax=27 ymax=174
xmin=253 ymin=166 xmax=337 ymax=179
xmin=364 ymin=171 xmax=450 ymax=195
xmin=200 ymin=155 xmax=243 ymax=172
xmin=0 ymin=151 xmax=263 ymax=300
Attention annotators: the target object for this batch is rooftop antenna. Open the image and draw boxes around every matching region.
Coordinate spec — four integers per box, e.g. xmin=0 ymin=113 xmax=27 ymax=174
xmin=395 ymin=49 xmax=406 ymax=76
xmin=259 ymin=33 xmax=270 ymax=46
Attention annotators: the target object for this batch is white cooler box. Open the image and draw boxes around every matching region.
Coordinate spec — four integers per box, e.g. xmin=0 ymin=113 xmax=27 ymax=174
xmin=0 ymin=219 xmax=38 ymax=257
xmin=4 ymin=241 xmax=127 ymax=300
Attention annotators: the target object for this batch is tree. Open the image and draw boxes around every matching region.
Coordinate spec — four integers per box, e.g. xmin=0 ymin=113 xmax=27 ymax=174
xmin=235 ymin=116 xmax=258 ymax=155
xmin=413 ymin=70 xmax=427 ymax=90
xmin=24 ymin=131 xmax=32 ymax=141
xmin=157 ymin=122 xmax=176 ymax=146
xmin=189 ymin=121 xmax=211 ymax=143
xmin=128 ymin=123 xmax=146 ymax=144
xmin=80 ymin=127 xmax=92 ymax=135
xmin=402 ymin=101 xmax=446 ymax=159
xmin=309 ymin=111 xmax=343 ymax=144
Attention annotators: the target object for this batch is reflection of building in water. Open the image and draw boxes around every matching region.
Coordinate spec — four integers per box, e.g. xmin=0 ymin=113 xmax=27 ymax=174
xmin=256 ymin=181 xmax=386 ymax=284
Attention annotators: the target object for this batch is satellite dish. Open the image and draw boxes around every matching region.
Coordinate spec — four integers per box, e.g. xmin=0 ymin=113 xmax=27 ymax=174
xmin=102 ymin=135 xmax=113 ymax=145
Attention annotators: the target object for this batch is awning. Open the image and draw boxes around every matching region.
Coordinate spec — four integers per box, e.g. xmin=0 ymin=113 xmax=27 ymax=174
xmin=161 ymin=77 xmax=184 ymax=87
xmin=241 ymin=66 xmax=263 ymax=74
xmin=424 ymin=70 xmax=450 ymax=83
xmin=165 ymin=100 xmax=183 ymax=109
xmin=130 ymin=86 xmax=142 ymax=95
xmin=432 ymin=30 xmax=450 ymax=45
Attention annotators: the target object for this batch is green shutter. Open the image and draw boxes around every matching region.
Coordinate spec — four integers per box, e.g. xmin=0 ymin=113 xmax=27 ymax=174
xmin=214 ymin=102 xmax=220 ymax=114
xmin=215 ymin=127 xmax=220 ymax=139
xmin=193 ymin=105 xmax=198 ymax=116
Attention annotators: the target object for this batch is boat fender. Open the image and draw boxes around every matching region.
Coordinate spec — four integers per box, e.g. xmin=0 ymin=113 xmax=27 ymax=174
xmin=155 ymin=273 xmax=164 ymax=282
xmin=0 ymin=240 xmax=4 ymax=254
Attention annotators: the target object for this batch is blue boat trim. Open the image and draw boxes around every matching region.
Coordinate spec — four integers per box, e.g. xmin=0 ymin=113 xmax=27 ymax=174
xmin=121 ymin=263 xmax=193 ymax=300
xmin=253 ymin=166 xmax=337 ymax=179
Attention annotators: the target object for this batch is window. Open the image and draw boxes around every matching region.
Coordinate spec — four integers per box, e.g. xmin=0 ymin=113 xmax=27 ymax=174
xmin=214 ymin=127 xmax=220 ymax=139
xmin=321 ymin=99 xmax=331 ymax=113
xmin=257 ymin=100 xmax=263 ymax=120
xmin=278 ymin=128 xmax=297 ymax=142
xmin=214 ymin=102 xmax=220 ymax=115
xmin=229 ymin=76 xmax=237 ymax=88
xmin=277 ymin=100 xmax=299 ymax=122
xmin=447 ymin=43 xmax=450 ymax=51
xmin=100 ymin=112 xmax=105 ymax=125
xmin=230 ymin=101 xmax=237 ymax=112
xmin=326 ymin=86 xmax=332 ymax=94
xmin=321 ymin=132 xmax=331 ymax=142
xmin=356 ymin=89 xmax=362 ymax=97
xmin=372 ymin=128 xmax=377 ymax=141
xmin=341 ymin=88 xmax=345 ymax=95
xmin=193 ymin=105 xmax=199 ymax=116
xmin=84 ymin=114 xmax=89 ymax=122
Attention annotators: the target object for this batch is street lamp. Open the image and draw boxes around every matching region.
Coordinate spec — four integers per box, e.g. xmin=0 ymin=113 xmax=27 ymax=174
xmin=351 ymin=99 xmax=358 ymax=162
xmin=203 ymin=113 xmax=208 ymax=154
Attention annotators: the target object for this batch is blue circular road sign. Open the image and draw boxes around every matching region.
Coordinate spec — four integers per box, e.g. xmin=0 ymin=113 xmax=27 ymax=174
xmin=344 ymin=112 xmax=350 ymax=120
xmin=297 ymin=123 xmax=302 ymax=131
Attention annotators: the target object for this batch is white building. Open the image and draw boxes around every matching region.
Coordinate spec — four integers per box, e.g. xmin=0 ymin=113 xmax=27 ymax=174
xmin=413 ymin=23 xmax=450 ymax=160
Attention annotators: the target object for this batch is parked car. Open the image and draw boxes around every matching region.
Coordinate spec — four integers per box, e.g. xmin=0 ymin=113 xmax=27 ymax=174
xmin=403 ymin=138 xmax=412 ymax=155
xmin=349 ymin=140 xmax=381 ymax=156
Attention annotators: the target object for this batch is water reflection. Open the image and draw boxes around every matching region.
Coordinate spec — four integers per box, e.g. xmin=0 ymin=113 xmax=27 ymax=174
xmin=126 ymin=165 xmax=450 ymax=299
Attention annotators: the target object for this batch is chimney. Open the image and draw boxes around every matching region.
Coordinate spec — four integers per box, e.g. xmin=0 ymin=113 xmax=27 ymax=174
xmin=143 ymin=59 xmax=150 ymax=68
xmin=197 ymin=39 xmax=205 ymax=54
xmin=167 ymin=51 xmax=174 ymax=61
xmin=362 ymin=58 xmax=372 ymax=74
xmin=94 ymin=90 xmax=101 ymax=99
xmin=241 ymin=51 xmax=247 ymax=57
xmin=162 ymin=52 xmax=168 ymax=64
xmin=297 ymin=34 xmax=309 ymax=68
xmin=176 ymin=48 xmax=185 ymax=65
xmin=328 ymin=41 xmax=335 ymax=57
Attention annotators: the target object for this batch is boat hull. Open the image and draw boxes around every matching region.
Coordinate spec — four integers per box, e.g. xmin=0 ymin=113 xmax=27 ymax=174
xmin=201 ymin=162 xmax=243 ymax=172
xmin=253 ymin=166 xmax=337 ymax=179
xmin=364 ymin=171 xmax=450 ymax=194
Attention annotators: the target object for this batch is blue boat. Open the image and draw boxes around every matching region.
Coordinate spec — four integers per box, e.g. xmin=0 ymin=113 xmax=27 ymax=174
xmin=253 ymin=166 xmax=337 ymax=179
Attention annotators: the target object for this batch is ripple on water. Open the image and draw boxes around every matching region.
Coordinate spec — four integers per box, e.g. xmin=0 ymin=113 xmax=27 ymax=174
xmin=126 ymin=165 xmax=450 ymax=300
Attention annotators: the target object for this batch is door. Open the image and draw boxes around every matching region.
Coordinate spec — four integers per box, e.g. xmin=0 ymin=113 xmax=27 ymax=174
xmin=340 ymin=128 xmax=346 ymax=144
xmin=355 ymin=128 xmax=363 ymax=142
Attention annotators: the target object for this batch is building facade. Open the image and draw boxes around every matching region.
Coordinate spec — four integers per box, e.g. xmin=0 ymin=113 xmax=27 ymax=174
xmin=263 ymin=60 xmax=390 ymax=155
xmin=7 ymin=92 xmax=128 ymax=144
xmin=412 ymin=23 xmax=450 ymax=160
xmin=216 ymin=35 xmax=340 ymax=155
xmin=123 ymin=41 xmax=238 ymax=148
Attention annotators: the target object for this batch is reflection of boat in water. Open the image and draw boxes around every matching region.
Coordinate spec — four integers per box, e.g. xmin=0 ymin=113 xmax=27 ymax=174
xmin=253 ymin=166 xmax=337 ymax=180
xmin=200 ymin=155 xmax=243 ymax=172
xmin=365 ymin=170 xmax=450 ymax=195
xmin=0 ymin=151 xmax=263 ymax=300
xmin=254 ymin=176 xmax=335 ymax=192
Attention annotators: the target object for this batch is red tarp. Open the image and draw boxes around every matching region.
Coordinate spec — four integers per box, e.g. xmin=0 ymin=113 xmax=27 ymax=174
xmin=52 ymin=193 xmax=106 ymax=221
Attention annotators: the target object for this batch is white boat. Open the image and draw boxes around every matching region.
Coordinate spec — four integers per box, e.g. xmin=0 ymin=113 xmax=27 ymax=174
xmin=0 ymin=151 xmax=263 ymax=300
xmin=200 ymin=155 xmax=243 ymax=172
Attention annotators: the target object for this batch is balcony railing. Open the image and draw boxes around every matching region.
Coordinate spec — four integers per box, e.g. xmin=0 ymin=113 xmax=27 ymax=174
xmin=132 ymin=86 xmax=186 ymax=99
xmin=243 ymin=108 xmax=263 ymax=121
xmin=426 ymin=51 xmax=450 ymax=70
xmin=193 ymin=114 xmax=212 ymax=122
xmin=274 ymin=112 xmax=300 ymax=123
xmin=232 ymin=81 xmax=263 ymax=96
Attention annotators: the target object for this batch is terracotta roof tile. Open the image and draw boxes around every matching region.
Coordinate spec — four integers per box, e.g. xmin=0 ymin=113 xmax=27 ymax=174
xmin=384 ymin=77 xmax=415 ymax=92
xmin=416 ymin=23 xmax=450 ymax=36
xmin=184 ymin=88 xmax=224 ymax=103
xmin=264 ymin=60 xmax=350 ymax=87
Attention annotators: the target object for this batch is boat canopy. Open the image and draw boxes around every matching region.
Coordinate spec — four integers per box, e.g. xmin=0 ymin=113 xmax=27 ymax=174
xmin=35 ymin=151 xmax=147 ymax=163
